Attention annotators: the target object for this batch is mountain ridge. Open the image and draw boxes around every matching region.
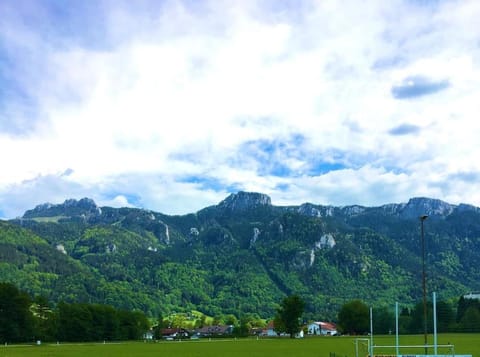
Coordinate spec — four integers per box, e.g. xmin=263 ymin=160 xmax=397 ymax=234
xmin=3 ymin=191 xmax=479 ymax=320
xmin=21 ymin=192 xmax=476 ymax=221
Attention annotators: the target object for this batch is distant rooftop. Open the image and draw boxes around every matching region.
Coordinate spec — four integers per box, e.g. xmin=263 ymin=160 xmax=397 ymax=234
xmin=463 ymin=292 xmax=480 ymax=300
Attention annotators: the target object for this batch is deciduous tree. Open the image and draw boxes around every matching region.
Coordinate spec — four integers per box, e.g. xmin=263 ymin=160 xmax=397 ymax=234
xmin=275 ymin=294 xmax=305 ymax=338
xmin=0 ymin=283 xmax=34 ymax=343
xmin=338 ymin=299 xmax=369 ymax=335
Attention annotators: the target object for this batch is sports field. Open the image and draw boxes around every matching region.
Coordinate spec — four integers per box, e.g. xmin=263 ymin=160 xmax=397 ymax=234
xmin=1 ymin=334 xmax=478 ymax=357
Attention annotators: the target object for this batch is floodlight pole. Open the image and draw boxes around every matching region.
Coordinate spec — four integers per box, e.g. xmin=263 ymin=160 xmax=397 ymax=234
xmin=420 ymin=215 xmax=428 ymax=355
xmin=370 ymin=307 xmax=373 ymax=357
xmin=395 ymin=302 xmax=399 ymax=357
xmin=433 ymin=292 xmax=438 ymax=356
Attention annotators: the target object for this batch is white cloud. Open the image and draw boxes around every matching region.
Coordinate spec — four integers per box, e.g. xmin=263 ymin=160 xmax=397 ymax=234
xmin=1 ymin=0 xmax=480 ymax=217
xmin=100 ymin=195 xmax=135 ymax=209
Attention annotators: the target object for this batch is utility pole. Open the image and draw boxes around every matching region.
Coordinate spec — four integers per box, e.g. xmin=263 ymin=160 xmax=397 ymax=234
xmin=420 ymin=214 xmax=428 ymax=355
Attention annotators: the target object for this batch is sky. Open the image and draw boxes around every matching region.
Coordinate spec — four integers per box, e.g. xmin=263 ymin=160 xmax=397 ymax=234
xmin=1 ymin=0 xmax=480 ymax=219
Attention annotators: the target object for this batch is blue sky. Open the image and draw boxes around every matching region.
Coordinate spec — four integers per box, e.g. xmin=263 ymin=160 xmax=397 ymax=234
xmin=1 ymin=0 xmax=480 ymax=218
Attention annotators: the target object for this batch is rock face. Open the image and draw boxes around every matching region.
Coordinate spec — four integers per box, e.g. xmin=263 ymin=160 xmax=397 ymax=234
xmin=372 ymin=197 xmax=457 ymax=219
xmin=316 ymin=234 xmax=336 ymax=249
xmin=298 ymin=203 xmax=334 ymax=217
xmin=56 ymin=244 xmax=67 ymax=255
xmin=250 ymin=227 xmax=261 ymax=247
xmin=217 ymin=191 xmax=272 ymax=212
xmin=399 ymin=197 xmax=455 ymax=218
xmin=23 ymin=198 xmax=101 ymax=218
xmin=298 ymin=197 xmax=463 ymax=220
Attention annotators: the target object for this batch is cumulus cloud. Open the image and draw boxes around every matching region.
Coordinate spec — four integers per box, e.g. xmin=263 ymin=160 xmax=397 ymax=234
xmin=0 ymin=171 xmax=86 ymax=218
xmin=1 ymin=0 xmax=480 ymax=217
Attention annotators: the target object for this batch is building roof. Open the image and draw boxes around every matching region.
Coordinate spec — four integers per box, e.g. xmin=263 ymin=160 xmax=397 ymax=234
xmin=196 ymin=325 xmax=233 ymax=335
xmin=310 ymin=321 xmax=337 ymax=331
xmin=464 ymin=292 xmax=480 ymax=300
xmin=160 ymin=328 xmax=189 ymax=336
xmin=266 ymin=320 xmax=275 ymax=329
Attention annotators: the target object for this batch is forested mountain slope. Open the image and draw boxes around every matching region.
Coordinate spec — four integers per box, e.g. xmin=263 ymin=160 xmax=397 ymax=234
xmin=2 ymin=192 xmax=479 ymax=320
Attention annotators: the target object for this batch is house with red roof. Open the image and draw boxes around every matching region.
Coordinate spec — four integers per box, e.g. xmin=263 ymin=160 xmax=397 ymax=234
xmin=160 ymin=327 xmax=190 ymax=339
xmin=195 ymin=325 xmax=234 ymax=337
xmin=260 ymin=320 xmax=278 ymax=336
xmin=307 ymin=321 xmax=337 ymax=335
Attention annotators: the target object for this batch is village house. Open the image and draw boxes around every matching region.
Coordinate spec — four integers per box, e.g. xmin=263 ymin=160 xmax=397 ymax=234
xmin=464 ymin=292 xmax=480 ymax=300
xmin=307 ymin=321 xmax=337 ymax=335
xmin=143 ymin=329 xmax=154 ymax=340
xmin=194 ymin=325 xmax=234 ymax=337
xmin=262 ymin=320 xmax=277 ymax=336
xmin=160 ymin=327 xmax=190 ymax=339
xmin=260 ymin=321 xmax=304 ymax=337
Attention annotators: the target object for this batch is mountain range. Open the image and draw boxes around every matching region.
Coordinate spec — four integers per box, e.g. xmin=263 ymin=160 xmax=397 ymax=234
xmin=1 ymin=191 xmax=479 ymax=320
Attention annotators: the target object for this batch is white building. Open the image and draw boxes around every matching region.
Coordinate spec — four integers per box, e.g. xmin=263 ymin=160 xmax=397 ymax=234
xmin=307 ymin=321 xmax=337 ymax=335
xmin=464 ymin=292 xmax=480 ymax=300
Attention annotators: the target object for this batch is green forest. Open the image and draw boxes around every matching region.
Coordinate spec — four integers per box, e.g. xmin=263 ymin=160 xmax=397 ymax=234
xmin=1 ymin=281 xmax=480 ymax=344
xmin=0 ymin=282 xmax=149 ymax=343
xmin=1 ymin=193 xmax=480 ymax=324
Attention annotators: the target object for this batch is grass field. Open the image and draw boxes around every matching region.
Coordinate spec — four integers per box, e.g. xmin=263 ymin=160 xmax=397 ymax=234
xmin=1 ymin=334 xmax=478 ymax=357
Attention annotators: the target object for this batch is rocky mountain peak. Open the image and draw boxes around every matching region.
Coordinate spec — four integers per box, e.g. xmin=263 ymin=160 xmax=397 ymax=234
xmin=217 ymin=191 xmax=272 ymax=212
xmin=298 ymin=203 xmax=335 ymax=217
xmin=66 ymin=198 xmax=97 ymax=209
xmin=23 ymin=197 xmax=101 ymax=218
xmin=399 ymin=197 xmax=455 ymax=218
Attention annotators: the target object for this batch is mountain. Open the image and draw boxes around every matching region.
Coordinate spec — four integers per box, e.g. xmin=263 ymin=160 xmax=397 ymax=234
xmin=23 ymin=197 xmax=102 ymax=220
xmin=2 ymin=192 xmax=480 ymax=320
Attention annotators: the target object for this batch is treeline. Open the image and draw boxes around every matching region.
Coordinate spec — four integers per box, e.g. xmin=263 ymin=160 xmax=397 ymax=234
xmin=3 ymin=279 xmax=480 ymax=343
xmin=0 ymin=282 xmax=149 ymax=343
xmin=337 ymin=298 xmax=480 ymax=335
xmin=395 ymin=297 xmax=480 ymax=333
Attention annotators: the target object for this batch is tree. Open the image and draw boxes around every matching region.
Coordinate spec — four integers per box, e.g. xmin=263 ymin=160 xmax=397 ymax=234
xmin=224 ymin=314 xmax=238 ymax=326
xmin=31 ymin=295 xmax=56 ymax=341
xmin=56 ymin=302 xmax=94 ymax=341
xmin=338 ymin=299 xmax=369 ymax=335
xmin=117 ymin=310 xmax=149 ymax=340
xmin=409 ymin=302 xmax=434 ymax=334
xmin=275 ymin=294 xmax=305 ymax=338
xmin=458 ymin=306 xmax=480 ymax=332
xmin=373 ymin=306 xmax=394 ymax=334
xmin=398 ymin=307 xmax=412 ymax=334
xmin=436 ymin=300 xmax=455 ymax=332
xmin=457 ymin=296 xmax=480 ymax=323
xmin=154 ymin=312 xmax=166 ymax=339
xmin=0 ymin=283 xmax=34 ymax=343
xmin=233 ymin=315 xmax=251 ymax=337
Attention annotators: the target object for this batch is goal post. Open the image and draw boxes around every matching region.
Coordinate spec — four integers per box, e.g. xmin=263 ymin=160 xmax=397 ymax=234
xmin=355 ymin=292 xmax=474 ymax=357
xmin=371 ymin=343 xmax=458 ymax=357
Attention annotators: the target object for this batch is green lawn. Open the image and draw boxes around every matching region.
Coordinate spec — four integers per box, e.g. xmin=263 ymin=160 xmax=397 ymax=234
xmin=1 ymin=334 xmax=478 ymax=357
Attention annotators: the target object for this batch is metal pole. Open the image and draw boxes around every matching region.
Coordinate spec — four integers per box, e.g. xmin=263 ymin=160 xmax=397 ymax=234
xmin=433 ymin=292 xmax=437 ymax=356
xmin=396 ymin=302 xmax=399 ymax=357
xmin=370 ymin=308 xmax=374 ymax=357
xmin=420 ymin=215 xmax=428 ymax=355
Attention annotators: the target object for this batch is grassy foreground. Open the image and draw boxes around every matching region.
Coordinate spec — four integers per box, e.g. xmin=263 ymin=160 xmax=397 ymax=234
xmin=1 ymin=334 xmax=478 ymax=357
